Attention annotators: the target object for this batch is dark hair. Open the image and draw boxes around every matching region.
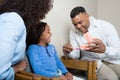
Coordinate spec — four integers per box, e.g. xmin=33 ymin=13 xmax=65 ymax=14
xmin=26 ymin=22 xmax=47 ymax=50
xmin=0 ymin=0 xmax=53 ymax=32
xmin=70 ymin=6 xmax=86 ymax=18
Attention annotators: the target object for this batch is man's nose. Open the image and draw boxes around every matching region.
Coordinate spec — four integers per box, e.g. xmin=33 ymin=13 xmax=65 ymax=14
xmin=76 ymin=24 xmax=81 ymax=28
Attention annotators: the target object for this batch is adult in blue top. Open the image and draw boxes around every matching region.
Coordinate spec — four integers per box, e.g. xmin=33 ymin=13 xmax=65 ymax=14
xmin=27 ymin=22 xmax=73 ymax=80
xmin=0 ymin=0 xmax=53 ymax=80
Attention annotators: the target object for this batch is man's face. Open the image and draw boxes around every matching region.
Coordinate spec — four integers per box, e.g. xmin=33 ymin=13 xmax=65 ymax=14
xmin=72 ymin=13 xmax=90 ymax=33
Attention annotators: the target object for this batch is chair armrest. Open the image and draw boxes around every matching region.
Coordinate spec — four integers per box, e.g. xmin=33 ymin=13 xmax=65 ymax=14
xmin=15 ymin=71 xmax=45 ymax=80
xmin=61 ymin=56 xmax=89 ymax=70
xmin=61 ymin=56 xmax=97 ymax=80
xmin=15 ymin=71 xmax=59 ymax=80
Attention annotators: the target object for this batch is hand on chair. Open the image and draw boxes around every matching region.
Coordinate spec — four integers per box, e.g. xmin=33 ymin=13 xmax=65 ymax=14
xmin=12 ymin=59 xmax=28 ymax=73
xmin=58 ymin=75 xmax=67 ymax=80
xmin=58 ymin=72 xmax=73 ymax=80
xmin=65 ymin=72 xmax=73 ymax=80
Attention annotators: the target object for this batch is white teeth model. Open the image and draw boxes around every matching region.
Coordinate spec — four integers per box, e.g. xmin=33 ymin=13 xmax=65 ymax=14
xmin=74 ymin=32 xmax=96 ymax=50
xmin=84 ymin=31 xmax=93 ymax=42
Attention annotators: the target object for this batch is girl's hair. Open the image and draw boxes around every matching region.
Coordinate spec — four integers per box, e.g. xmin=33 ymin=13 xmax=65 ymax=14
xmin=26 ymin=22 xmax=47 ymax=50
xmin=0 ymin=0 xmax=53 ymax=32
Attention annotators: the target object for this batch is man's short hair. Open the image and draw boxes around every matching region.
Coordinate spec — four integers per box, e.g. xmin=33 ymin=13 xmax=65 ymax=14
xmin=70 ymin=6 xmax=86 ymax=18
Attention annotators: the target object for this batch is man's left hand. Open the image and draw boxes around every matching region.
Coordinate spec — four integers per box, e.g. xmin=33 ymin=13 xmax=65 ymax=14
xmin=86 ymin=38 xmax=106 ymax=53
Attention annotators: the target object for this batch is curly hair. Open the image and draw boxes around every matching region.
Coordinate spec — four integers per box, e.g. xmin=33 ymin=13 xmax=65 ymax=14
xmin=26 ymin=22 xmax=47 ymax=50
xmin=0 ymin=0 xmax=53 ymax=32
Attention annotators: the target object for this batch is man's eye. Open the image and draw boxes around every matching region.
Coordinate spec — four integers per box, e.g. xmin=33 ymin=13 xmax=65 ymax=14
xmin=78 ymin=22 xmax=82 ymax=24
xmin=74 ymin=24 xmax=77 ymax=26
xmin=80 ymin=20 xmax=84 ymax=24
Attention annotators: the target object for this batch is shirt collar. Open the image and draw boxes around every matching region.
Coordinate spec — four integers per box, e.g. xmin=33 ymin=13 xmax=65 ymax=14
xmin=89 ymin=16 xmax=98 ymax=28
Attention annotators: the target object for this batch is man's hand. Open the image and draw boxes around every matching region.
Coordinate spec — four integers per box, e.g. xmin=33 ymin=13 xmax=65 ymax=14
xmin=86 ymin=38 xmax=106 ymax=53
xmin=63 ymin=43 xmax=73 ymax=54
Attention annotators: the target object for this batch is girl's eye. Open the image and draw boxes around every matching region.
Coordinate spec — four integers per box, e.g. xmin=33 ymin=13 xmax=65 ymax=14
xmin=48 ymin=32 xmax=50 ymax=34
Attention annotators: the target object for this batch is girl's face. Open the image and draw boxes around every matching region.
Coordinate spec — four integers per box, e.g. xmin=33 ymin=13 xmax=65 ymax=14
xmin=38 ymin=24 xmax=52 ymax=46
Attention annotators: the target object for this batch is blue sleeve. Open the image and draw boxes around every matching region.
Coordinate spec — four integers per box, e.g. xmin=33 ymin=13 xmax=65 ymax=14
xmin=27 ymin=45 xmax=60 ymax=78
xmin=53 ymin=46 xmax=68 ymax=74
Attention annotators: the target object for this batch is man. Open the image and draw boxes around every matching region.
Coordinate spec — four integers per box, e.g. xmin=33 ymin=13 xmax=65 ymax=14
xmin=63 ymin=6 xmax=120 ymax=80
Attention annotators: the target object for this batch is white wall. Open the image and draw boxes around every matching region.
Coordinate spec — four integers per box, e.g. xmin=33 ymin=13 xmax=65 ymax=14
xmin=43 ymin=0 xmax=97 ymax=56
xmin=97 ymin=0 xmax=120 ymax=36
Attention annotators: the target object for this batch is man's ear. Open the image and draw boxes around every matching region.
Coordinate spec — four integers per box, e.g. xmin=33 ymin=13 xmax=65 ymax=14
xmin=85 ymin=13 xmax=89 ymax=17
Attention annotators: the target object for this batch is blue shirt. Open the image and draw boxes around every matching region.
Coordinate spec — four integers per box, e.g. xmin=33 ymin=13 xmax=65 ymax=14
xmin=27 ymin=44 xmax=68 ymax=78
xmin=0 ymin=12 xmax=26 ymax=80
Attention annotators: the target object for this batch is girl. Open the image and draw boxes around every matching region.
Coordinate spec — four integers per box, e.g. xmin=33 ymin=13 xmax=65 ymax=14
xmin=27 ymin=22 xmax=73 ymax=80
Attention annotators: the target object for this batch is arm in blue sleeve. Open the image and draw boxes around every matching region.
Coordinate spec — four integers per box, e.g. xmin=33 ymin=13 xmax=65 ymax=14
xmin=27 ymin=46 xmax=60 ymax=78
xmin=53 ymin=46 xmax=68 ymax=75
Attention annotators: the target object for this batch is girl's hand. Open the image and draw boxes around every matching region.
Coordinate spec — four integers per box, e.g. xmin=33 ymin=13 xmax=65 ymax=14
xmin=58 ymin=75 xmax=67 ymax=80
xmin=65 ymin=72 xmax=73 ymax=80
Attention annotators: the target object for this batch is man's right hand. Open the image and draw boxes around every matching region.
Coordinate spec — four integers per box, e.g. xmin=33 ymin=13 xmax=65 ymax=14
xmin=63 ymin=43 xmax=73 ymax=54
